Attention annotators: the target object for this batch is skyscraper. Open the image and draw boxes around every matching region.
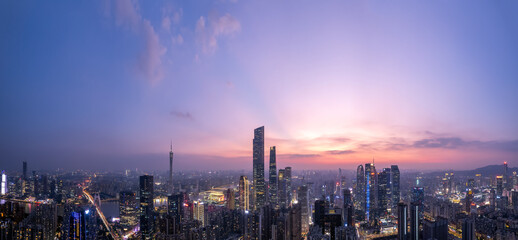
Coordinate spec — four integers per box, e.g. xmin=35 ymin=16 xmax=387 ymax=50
xmin=496 ymin=175 xmax=503 ymax=196
xmin=378 ymin=168 xmax=391 ymax=215
xmin=504 ymin=162 xmax=509 ymax=189
xmin=23 ymin=161 xmax=27 ymax=180
xmin=167 ymin=193 xmax=184 ymax=234
xmin=423 ymin=217 xmax=448 ymax=240
xmin=140 ymin=175 xmax=154 ymax=239
xmin=462 ymin=218 xmax=475 ymax=240
xmin=355 ymin=165 xmax=365 ymax=212
xmin=285 ymin=167 xmax=292 ymax=205
xmin=298 ymin=185 xmax=310 ymax=234
xmin=239 ymin=175 xmax=250 ymax=211
xmin=119 ymin=191 xmax=138 ymax=231
xmin=410 ymin=203 xmax=420 ymax=240
xmin=278 ymin=169 xmax=287 ymax=208
xmin=391 ymin=165 xmax=400 ymax=213
xmin=1 ymin=171 xmax=6 ymax=195
xmin=269 ymin=146 xmax=278 ymax=208
xmin=226 ymin=188 xmax=235 ymax=210
xmin=343 ymin=189 xmax=354 ymax=227
xmin=169 ymin=142 xmax=174 ymax=195
xmin=69 ymin=211 xmax=86 ymax=240
xmin=397 ymin=202 xmax=408 ymax=240
xmin=365 ymin=163 xmax=377 ymax=221
xmin=253 ymin=126 xmax=265 ymax=210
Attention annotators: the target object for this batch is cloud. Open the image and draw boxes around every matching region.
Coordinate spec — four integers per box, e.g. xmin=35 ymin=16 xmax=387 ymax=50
xmin=170 ymin=111 xmax=194 ymax=121
xmin=172 ymin=34 xmax=183 ymax=45
xmin=280 ymin=153 xmax=320 ymax=159
xmin=196 ymin=13 xmax=241 ymax=55
xmin=162 ymin=16 xmax=171 ymax=31
xmin=103 ymin=0 xmax=166 ymax=83
xmin=327 ymin=150 xmax=356 ymax=155
xmin=413 ymin=137 xmax=464 ymax=149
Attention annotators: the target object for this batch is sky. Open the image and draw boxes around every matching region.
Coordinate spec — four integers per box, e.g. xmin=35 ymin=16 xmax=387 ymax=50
xmin=1 ymin=0 xmax=518 ymax=171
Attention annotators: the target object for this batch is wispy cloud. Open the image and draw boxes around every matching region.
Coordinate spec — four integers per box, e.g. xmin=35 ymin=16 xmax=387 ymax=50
xmin=196 ymin=13 xmax=241 ymax=55
xmin=170 ymin=111 xmax=194 ymax=121
xmin=327 ymin=150 xmax=355 ymax=155
xmin=103 ymin=0 xmax=166 ymax=83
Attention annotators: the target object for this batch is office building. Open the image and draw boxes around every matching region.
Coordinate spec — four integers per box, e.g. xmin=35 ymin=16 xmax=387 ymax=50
xmin=278 ymin=169 xmax=287 ymax=208
xmin=391 ymin=165 xmax=400 ymax=212
xmin=365 ymin=163 xmax=377 ymax=221
xmin=119 ymin=191 xmax=138 ymax=231
xmin=169 ymin=143 xmax=174 ymax=194
xmin=226 ymin=188 xmax=235 ymax=210
xmin=253 ymin=126 xmax=266 ymax=210
xmin=410 ymin=203 xmax=420 ymax=240
xmin=239 ymin=175 xmax=249 ymax=211
xmin=285 ymin=167 xmax=292 ymax=205
xmin=140 ymin=175 xmax=154 ymax=239
xmin=462 ymin=218 xmax=475 ymax=240
xmin=269 ymin=146 xmax=278 ymax=208
xmin=298 ymin=185 xmax=310 ymax=234
xmin=398 ymin=202 xmax=408 ymax=240
xmin=496 ymin=175 xmax=503 ymax=196
xmin=423 ymin=216 xmax=448 ymax=240
xmin=378 ymin=168 xmax=391 ymax=215
xmin=355 ymin=165 xmax=365 ymax=212
xmin=69 ymin=211 xmax=86 ymax=240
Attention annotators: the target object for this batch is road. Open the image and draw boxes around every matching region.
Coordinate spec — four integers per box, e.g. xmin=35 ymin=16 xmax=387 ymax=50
xmin=83 ymin=188 xmax=120 ymax=240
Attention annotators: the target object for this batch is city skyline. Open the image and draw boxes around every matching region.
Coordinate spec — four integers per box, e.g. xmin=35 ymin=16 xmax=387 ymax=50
xmin=2 ymin=0 xmax=518 ymax=171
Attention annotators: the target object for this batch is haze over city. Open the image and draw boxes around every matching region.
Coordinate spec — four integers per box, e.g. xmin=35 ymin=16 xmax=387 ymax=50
xmin=2 ymin=0 xmax=518 ymax=171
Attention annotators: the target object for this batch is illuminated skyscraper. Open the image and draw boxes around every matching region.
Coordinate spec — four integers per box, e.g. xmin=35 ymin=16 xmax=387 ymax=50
xmin=465 ymin=189 xmax=473 ymax=213
xmin=378 ymin=168 xmax=391 ymax=215
xmin=239 ymin=175 xmax=250 ymax=211
xmin=285 ymin=167 xmax=292 ymax=205
xmin=391 ymin=165 xmax=400 ymax=212
xmin=496 ymin=175 xmax=503 ymax=196
xmin=169 ymin=142 xmax=174 ymax=194
xmin=410 ymin=202 xmax=420 ymax=240
xmin=168 ymin=193 xmax=184 ymax=234
xmin=226 ymin=188 xmax=235 ymax=210
xmin=252 ymin=126 xmax=265 ymax=210
xmin=398 ymin=202 xmax=408 ymax=240
xmin=269 ymin=146 xmax=278 ymax=208
xmin=278 ymin=169 xmax=287 ymax=208
xmin=365 ymin=163 xmax=377 ymax=221
xmin=355 ymin=165 xmax=365 ymax=212
xmin=1 ymin=171 xmax=6 ymax=195
xmin=140 ymin=175 xmax=154 ymax=239
xmin=504 ymin=162 xmax=509 ymax=189
xmin=193 ymin=201 xmax=205 ymax=226
xmin=69 ymin=211 xmax=86 ymax=240
xmin=119 ymin=191 xmax=138 ymax=231
xmin=298 ymin=185 xmax=310 ymax=234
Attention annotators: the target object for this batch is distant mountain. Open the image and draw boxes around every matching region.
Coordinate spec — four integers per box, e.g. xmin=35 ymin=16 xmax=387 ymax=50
xmin=453 ymin=164 xmax=518 ymax=176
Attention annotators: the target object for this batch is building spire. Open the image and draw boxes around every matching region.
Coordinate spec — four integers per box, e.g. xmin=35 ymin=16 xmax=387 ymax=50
xmin=170 ymin=140 xmax=172 ymax=152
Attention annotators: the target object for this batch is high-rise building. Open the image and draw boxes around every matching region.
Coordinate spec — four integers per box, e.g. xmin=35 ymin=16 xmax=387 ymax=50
xmin=355 ymin=165 xmax=365 ymax=212
xmin=397 ymin=202 xmax=408 ymax=240
xmin=378 ymin=168 xmax=391 ymax=215
xmin=140 ymin=175 xmax=154 ymax=239
xmin=69 ymin=211 xmax=86 ymax=240
xmin=1 ymin=171 xmax=6 ymax=195
xmin=465 ymin=189 xmax=473 ymax=213
xmin=278 ymin=169 xmax=287 ymax=208
xmin=412 ymin=187 xmax=424 ymax=219
xmin=288 ymin=204 xmax=302 ymax=240
xmin=391 ymin=165 xmax=400 ymax=212
xmin=193 ymin=201 xmax=205 ymax=226
xmin=314 ymin=200 xmax=326 ymax=227
xmin=410 ymin=203 xmax=420 ymax=240
xmin=226 ymin=188 xmax=235 ymax=210
xmin=343 ymin=189 xmax=354 ymax=227
xmin=269 ymin=146 xmax=278 ymax=208
xmin=23 ymin=161 xmax=27 ymax=180
xmin=496 ymin=175 xmax=503 ymax=196
xmin=504 ymin=162 xmax=509 ymax=189
xmin=252 ymin=126 xmax=265 ymax=210
xmin=167 ymin=193 xmax=184 ymax=234
xmin=285 ymin=167 xmax=292 ymax=205
xmin=462 ymin=218 xmax=475 ymax=240
xmin=298 ymin=185 xmax=310 ymax=234
xmin=169 ymin=143 xmax=174 ymax=194
xmin=423 ymin=217 xmax=448 ymax=240
xmin=239 ymin=175 xmax=249 ymax=211
xmin=365 ymin=163 xmax=377 ymax=221
xmin=120 ymin=191 xmax=138 ymax=231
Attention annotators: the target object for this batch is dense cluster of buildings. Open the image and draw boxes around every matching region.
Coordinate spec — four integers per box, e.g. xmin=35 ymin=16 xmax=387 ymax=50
xmin=0 ymin=126 xmax=516 ymax=239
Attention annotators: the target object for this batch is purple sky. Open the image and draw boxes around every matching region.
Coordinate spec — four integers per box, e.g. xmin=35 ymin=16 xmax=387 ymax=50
xmin=1 ymin=0 xmax=518 ymax=171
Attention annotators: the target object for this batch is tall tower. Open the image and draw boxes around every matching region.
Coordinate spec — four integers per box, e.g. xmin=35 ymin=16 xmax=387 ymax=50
xmin=391 ymin=165 xmax=401 ymax=213
xmin=23 ymin=161 xmax=27 ymax=180
xmin=169 ymin=142 xmax=174 ymax=194
xmin=253 ymin=126 xmax=265 ymax=210
xmin=365 ymin=163 xmax=378 ymax=221
xmin=140 ymin=175 xmax=154 ymax=239
xmin=410 ymin=202 xmax=420 ymax=240
xmin=278 ymin=169 xmax=287 ymax=208
xmin=269 ymin=146 xmax=278 ymax=208
xmin=285 ymin=167 xmax=292 ymax=205
xmin=355 ymin=165 xmax=365 ymax=212
xmin=239 ymin=175 xmax=250 ymax=211
xmin=504 ymin=162 xmax=509 ymax=189
xmin=378 ymin=168 xmax=391 ymax=215
xmin=398 ymin=202 xmax=408 ymax=240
